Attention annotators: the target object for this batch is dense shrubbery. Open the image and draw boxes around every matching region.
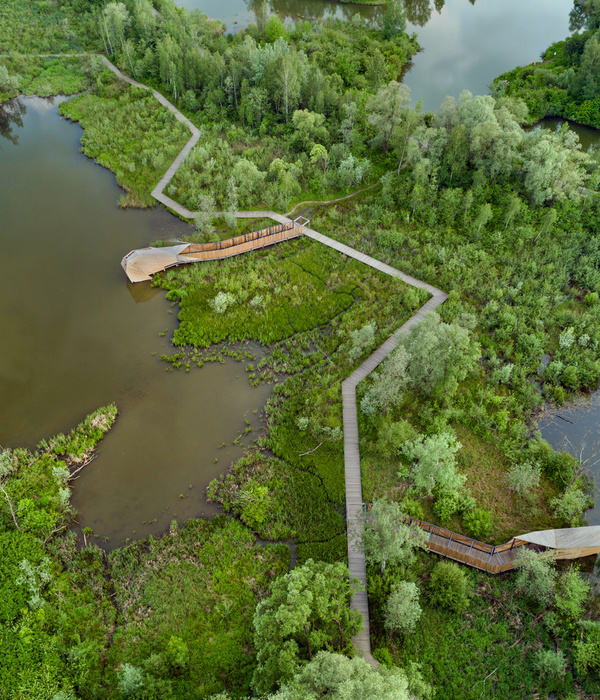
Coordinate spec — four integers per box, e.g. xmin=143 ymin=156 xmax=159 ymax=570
xmin=60 ymin=80 xmax=189 ymax=206
xmin=493 ymin=3 xmax=600 ymax=128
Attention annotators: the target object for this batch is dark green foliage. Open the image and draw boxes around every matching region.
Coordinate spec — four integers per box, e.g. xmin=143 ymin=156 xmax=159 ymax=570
xmin=106 ymin=517 xmax=289 ymax=698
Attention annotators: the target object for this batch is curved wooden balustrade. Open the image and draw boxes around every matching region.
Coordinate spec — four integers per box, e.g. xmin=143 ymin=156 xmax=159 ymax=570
xmin=121 ymin=220 xmax=304 ymax=283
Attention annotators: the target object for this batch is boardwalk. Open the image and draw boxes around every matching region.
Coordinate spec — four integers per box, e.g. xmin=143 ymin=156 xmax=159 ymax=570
xmin=96 ymin=58 xmax=600 ymax=665
xmin=121 ymin=221 xmax=301 ymax=282
xmin=405 ymin=518 xmax=600 ymax=573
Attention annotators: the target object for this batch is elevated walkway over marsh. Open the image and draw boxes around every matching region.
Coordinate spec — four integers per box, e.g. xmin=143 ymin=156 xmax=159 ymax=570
xmin=402 ymin=516 xmax=600 ymax=574
xmin=98 ymin=55 xmax=600 ymax=664
xmin=121 ymin=219 xmax=305 ymax=283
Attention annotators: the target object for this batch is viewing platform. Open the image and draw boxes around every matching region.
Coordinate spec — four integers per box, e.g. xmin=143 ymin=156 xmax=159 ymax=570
xmin=121 ymin=218 xmax=308 ymax=283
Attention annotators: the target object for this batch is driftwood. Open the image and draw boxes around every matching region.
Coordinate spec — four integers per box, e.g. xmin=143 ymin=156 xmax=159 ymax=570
xmin=67 ymin=455 xmax=97 ymax=481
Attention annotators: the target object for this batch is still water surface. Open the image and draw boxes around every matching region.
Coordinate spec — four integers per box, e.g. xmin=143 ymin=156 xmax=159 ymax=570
xmin=2 ymin=0 xmax=598 ymax=541
xmin=0 ymin=97 xmax=270 ymax=547
xmin=179 ymin=0 xmax=573 ymax=111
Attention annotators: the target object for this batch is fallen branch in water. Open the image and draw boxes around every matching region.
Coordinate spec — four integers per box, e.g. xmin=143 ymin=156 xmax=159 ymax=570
xmin=68 ymin=455 xmax=97 ymax=481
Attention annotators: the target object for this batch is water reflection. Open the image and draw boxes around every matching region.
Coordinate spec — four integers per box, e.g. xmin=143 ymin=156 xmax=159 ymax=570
xmin=0 ymin=98 xmax=26 ymax=145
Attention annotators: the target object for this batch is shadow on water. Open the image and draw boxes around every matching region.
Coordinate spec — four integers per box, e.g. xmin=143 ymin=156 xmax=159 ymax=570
xmin=0 ymin=98 xmax=27 ymax=145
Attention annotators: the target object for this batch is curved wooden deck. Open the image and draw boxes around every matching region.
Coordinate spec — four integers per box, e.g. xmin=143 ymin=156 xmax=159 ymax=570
xmin=121 ymin=221 xmax=302 ymax=282
xmin=77 ymin=58 xmax=599 ymax=664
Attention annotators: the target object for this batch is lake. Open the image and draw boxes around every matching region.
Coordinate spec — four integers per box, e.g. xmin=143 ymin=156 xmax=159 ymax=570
xmin=0 ymin=96 xmax=271 ymax=548
xmin=177 ymin=0 xmax=573 ymax=111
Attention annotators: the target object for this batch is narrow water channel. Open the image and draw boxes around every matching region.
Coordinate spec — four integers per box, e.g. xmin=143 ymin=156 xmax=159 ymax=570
xmin=0 ymin=96 xmax=271 ymax=548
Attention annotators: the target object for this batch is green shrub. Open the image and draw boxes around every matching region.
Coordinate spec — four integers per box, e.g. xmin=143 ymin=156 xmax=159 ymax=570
xmin=462 ymin=508 xmax=493 ymax=540
xmin=428 ymin=561 xmax=470 ymax=613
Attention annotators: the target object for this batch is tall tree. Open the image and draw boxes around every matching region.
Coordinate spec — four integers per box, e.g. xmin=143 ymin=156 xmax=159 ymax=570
xmin=366 ymin=81 xmax=411 ymax=155
xmin=252 ymin=560 xmax=363 ymax=694
xmin=354 ymin=499 xmax=426 ymax=576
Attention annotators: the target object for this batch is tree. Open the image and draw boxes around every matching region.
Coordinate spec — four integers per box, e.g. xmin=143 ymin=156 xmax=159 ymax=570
xmin=252 ymin=559 xmax=363 ymax=694
xmin=310 ymin=144 xmax=329 ymax=197
xmin=507 ymin=461 xmax=541 ymax=498
xmin=503 ymin=192 xmax=522 ymax=229
xmin=360 ymin=345 xmax=409 ymax=416
xmin=474 ymin=202 xmax=493 ymax=234
xmin=401 ymin=432 xmax=465 ymax=497
xmin=555 ymin=566 xmax=591 ymax=620
xmin=194 ymin=193 xmax=216 ymax=240
xmin=354 ymin=499 xmax=426 ymax=576
xmin=384 ymin=581 xmax=422 ymax=635
xmin=224 ymin=177 xmax=238 ymax=233
xmin=101 ymin=2 xmax=130 ymax=56
xmin=382 ymin=0 xmax=407 ymax=39
xmin=399 ymin=312 xmax=481 ymax=399
xmin=277 ymin=52 xmax=303 ymax=122
xmin=366 ymin=81 xmax=411 ymax=155
xmin=515 ymin=549 xmax=556 ymax=606
xmin=232 ymin=158 xmax=266 ymax=208
xmin=273 ymin=652 xmax=412 ymax=700
xmin=293 ymin=110 xmax=328 ymax=152
xmin=158 ymin=34 xmax=183 ymax=99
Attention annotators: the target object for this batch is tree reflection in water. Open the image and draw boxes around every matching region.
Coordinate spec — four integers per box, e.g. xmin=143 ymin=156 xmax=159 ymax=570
xmin=246 ymin=0 xmax=454 ymax=29
xmin=0 ymin=99 xmax=26 ymax=145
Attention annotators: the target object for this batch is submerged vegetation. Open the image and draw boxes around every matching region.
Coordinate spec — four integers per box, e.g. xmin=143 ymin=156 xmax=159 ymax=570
xmin=2 ymin=0 xmax=600 ymax=696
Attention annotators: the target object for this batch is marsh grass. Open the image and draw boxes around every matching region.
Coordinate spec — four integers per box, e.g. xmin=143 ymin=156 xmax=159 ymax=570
xmin=60 ymin=82 xmax=189 ymax=208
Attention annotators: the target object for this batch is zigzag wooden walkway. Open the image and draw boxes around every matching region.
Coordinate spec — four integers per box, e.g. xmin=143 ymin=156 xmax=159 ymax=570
xmin=95 ymin=58 xmax=600 ymax=665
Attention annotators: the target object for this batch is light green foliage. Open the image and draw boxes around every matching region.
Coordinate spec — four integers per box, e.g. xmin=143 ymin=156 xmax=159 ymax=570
xmin=60 ymin=86 xmax=189 ymax=208
xmin=252 ymin=559 xmax=363 ymax=694
xmin=515 ymin=549 xmax=556 ymax=606
xmin=366 ymin=81 xmax=411 ymax=154
xmin=355 ymin=499 xmax=427 ymax=576
xmin=507 ymin=460 xmax=541 ymax=498
xmin=360 ymin=346 xmax=409 ymax=416
xmin=534 ymin=648 xmax=567 ymax=680
xmin=0 ymin=65 xmax=20 ymax=92
xmin=428 ymin=561 xmax=470 ymax=613
xmin=194 ymin=193 xmax=217 ymax=239
xmin=555 ymin=566 xmax=591 ymax=620
xmin=118 ymin=663 xmax=145 ymax=697
xmin=462 ymin=507 xmax=493 ymax=540
xmin=384 ymin=581 xmax=422 ymax=635
xmin=575 ymin=621 xmax=600 ymax=676
xmin=401 ymin=432 xmax=465 ymax=497
xmin=399 ymin=312 xmax=481 ymax=399
xmin=273 ymin=651 xmax=411 ymax=700
xmin=209 ymin=291 xmax=236 ymax=314
xmin=551 ymin=486 xmax=593 ymax=526
xmin=16 ymin=557 xmax=52 ymax=609
xmin=348 ymin=322 xmax=377 ymax=361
